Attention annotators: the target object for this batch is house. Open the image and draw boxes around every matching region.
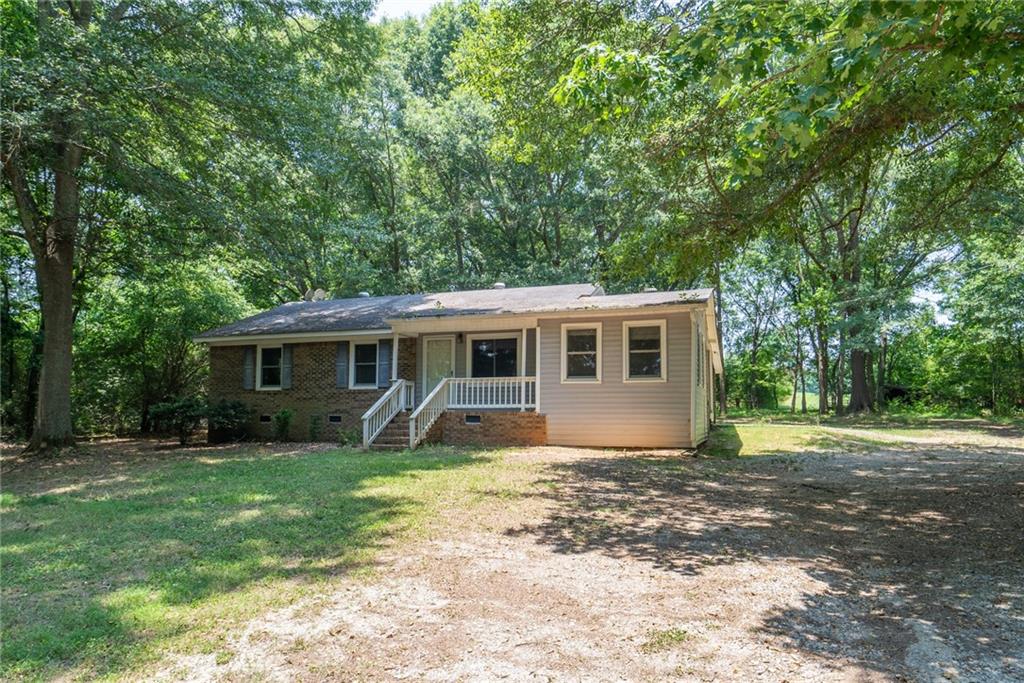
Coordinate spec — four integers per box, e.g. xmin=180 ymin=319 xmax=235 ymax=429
xmin=194 ymin=283 xmax=722 ymax=449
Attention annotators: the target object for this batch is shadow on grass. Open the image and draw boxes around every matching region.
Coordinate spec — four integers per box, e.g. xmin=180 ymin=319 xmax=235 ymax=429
xmin=0 ymin=443 xmax=479 ymax=679
xmin=508 ymin=437 xmax=1024 ymax=679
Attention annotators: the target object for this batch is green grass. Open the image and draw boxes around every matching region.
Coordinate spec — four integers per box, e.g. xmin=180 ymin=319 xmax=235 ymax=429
xmin=704 ymin=422 xmax=903 ymax=458
xmin=0 ymin=444 xmax=532 ymax=681
xmin=640 ymin=627 xmax=691 ymax=654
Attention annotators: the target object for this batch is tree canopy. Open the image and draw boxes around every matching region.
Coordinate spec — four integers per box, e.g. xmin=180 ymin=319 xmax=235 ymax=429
xmin=2 ymin=0 xmax=1022 ymax=445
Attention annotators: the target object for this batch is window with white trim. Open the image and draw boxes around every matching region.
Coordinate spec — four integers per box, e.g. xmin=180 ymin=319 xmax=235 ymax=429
xmin=352 ymin=342 xmax=378 ymax=387
xmin=257 ymin=346 xmax=282 ymax=389
xmin=561 ymin=323 xmax=601 ymax=382
xmin=623 ymin=320 xmax=667 ymax=382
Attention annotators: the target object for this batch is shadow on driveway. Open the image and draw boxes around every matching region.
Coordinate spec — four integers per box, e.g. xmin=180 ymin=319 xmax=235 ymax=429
xmin=507 ymin=436 xmax=1024 ymax=680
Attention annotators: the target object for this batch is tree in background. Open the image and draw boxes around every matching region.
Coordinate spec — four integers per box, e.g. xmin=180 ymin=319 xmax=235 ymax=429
xmin=2 ymin=0 xmax=375 ymax=448
xmin=3 ymin=0 xmax=1022 ymax=443
xmin=531 ymin=0 xmax=1023 ymax=414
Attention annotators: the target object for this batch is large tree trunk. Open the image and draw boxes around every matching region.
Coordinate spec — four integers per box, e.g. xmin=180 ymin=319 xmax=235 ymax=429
xmin=30 ymin=245 xmax=76 ymax=449
xmin=848 ymin=348 xmax=872 ymax=412
xmin=5 ymin=140 xmax=82 ymax=449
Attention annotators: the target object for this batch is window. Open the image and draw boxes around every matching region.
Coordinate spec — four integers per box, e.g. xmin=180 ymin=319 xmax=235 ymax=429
xmin=352 ymin=342 xmax=378 ymax=387
xmin=259 ymin=414 xmax=272 ymax=423
xmin=561 ymin=323 xmax=601 ymax=383
xmin=469 ymin=337 xmax=517 ymax=377
xmin=328 ymin=414 xmax=342 ymax=424
xmin=623 ymin=320 xmax=667 ymax=382
xmin=258 ymin=346 xmax=282 ymax=389
xmin=464 ymin=414 xmax=482 ymax=424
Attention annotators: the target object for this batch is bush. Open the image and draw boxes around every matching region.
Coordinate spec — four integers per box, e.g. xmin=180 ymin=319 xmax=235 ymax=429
xmin=338 ymin=427 xmax=362 ymax=447
xmin=150 ymin=397 xmax=206 ymax=446
xmin=308 ymin=414 xmax=323 ymax=441
xmin=208 ymin=400 xmax=251 ymax=442
xmin=272 ymin=409 xmax=293 ymax=441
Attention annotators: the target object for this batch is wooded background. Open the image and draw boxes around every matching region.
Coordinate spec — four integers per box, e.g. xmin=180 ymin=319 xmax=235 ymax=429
xmin=3 ymin=0 xmax=1022 ymax=446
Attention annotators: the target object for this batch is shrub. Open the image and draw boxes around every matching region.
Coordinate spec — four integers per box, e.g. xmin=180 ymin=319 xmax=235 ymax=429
xmin=208 ymin=400 xmax=251 ymax=442
xmin=272 ymin=409 xmax=293 ymax=441
xmin=338 ymin=427 xmax=362 ymax=447
xmin=308 ymin=414 xmax=322 ymax=441
xmin=150 ymin=397 xmax=207 ymax=446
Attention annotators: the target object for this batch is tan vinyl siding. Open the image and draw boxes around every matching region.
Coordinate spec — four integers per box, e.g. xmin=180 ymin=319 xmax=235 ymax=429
xmin=538 ymin=311 xmax=692 ymax=448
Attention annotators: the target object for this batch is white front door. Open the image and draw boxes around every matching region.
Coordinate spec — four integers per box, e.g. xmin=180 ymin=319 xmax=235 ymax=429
xmin=424 ymin=337 xmax=454 ymax=396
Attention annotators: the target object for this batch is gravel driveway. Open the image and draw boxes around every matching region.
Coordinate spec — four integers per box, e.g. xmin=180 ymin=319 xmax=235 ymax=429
xmin=163 ymin=425 xmax=1024 ymax=682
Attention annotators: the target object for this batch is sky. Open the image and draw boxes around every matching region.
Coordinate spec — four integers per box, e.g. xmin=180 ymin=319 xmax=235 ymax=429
xmin=373 ymin=0 xmax=441 ymax=21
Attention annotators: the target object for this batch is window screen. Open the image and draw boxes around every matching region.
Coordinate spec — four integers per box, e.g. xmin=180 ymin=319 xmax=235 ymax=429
xmin=470 ymin=338 xmax=517 ymax=377
xmin=627 ymin=325 xmax=663 ymax=379
xmin=353 ymin=343 xmax=378 ymax=386
xmin=565 ymin=328 xmax=598 ymax=379
xmin=260 ymin=347 xmax=282 ymax=388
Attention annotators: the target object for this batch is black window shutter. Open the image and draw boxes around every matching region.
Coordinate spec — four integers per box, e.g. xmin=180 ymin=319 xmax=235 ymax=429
xmin=336 ymin=341 xmax=349 ymax=388
xmin=281 ymin=345 xmax=293 ymax=389
xmin=377 ymin=338 xmax=393 ymax=388
xmin=242 ymin=346 xmax=255 ymax=390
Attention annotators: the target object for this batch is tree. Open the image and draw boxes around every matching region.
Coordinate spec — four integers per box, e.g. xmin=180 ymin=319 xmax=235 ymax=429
xmin=1 ymin=0 xmax=375 ymax=449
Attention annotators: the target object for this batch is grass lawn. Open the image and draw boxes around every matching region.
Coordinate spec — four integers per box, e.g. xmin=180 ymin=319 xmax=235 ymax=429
xmin=700 ymin=422 xmax=876 ymax=457
xmin=3 ymin=419 xmax=1020 ymax=680
xmin=0 ymin=442 xmax=536 ymax=681
xmin=703 ymin=413 xmax=1022 ymax=457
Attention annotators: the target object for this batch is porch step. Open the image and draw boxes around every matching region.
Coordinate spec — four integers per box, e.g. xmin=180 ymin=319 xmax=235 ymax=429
xmin=369 ymin=412 xmax=411 ymax=450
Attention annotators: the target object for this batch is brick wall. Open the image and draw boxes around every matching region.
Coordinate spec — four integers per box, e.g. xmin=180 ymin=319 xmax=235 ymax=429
xmin=209 ymin=340 xmax=416 ymax=441
xmin=397 ymin=338 xmax=416 ymax=383
xmin=436 ymin=410 xmax=547 ymax=447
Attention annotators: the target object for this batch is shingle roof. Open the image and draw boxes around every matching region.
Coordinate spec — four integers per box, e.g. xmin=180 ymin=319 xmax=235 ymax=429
xmin=196 ymin=284 xmax=713 ymax=339
xmin=197 ymin=283 xmax=592 ymax=339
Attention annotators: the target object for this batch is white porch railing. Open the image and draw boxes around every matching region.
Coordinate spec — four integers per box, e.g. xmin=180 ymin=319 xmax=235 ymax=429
xmin=361 ymin=379 xmax=413 ymax=448
xmin=448 ymin=377 xmax=536 ymax=410
xmin=409 ymin=377 xmax=537 ymax=448
xmin=409 ymin=378 xmax=449 ymax=449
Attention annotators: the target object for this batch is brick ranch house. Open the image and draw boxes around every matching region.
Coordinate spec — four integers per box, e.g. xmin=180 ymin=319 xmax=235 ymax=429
xmin=195 ymin=283 xmax=722 ymax=449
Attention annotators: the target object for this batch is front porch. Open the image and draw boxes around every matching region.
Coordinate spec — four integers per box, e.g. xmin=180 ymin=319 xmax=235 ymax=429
xmin=362 ymin=375 xmax=540 ymax=449
xmin=360 ymin=325 xmax=540 ymax=448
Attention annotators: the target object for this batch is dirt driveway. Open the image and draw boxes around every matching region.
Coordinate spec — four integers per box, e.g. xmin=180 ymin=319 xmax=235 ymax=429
xmin=163 ymin=426 xmax=1024 ymax=682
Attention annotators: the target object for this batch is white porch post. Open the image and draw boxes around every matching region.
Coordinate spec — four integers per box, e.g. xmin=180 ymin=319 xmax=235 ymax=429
xmin=520 ymin=327 xmax=527 ymax=410
xmin=534 ymin=325 xmax=541 ymax=412
xmin=391 ymin=334 xmax=399 ymax=383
